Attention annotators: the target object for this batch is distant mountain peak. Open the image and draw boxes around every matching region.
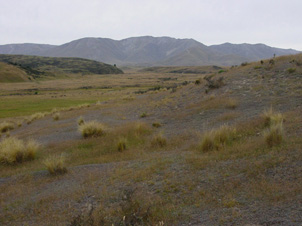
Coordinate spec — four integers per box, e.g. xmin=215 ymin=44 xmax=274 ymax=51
xmin=0 ymin=36 xmax=300 ymax=66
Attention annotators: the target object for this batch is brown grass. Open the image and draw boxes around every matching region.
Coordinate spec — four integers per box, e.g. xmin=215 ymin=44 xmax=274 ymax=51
xmin=151 ymin=133 xmax=167 ymax=148
xmin=262 ymin=107 xmax=284 ymax=127
xmin=52 ymin=112 xmax=60 ymax=121
xmin=117 ymin=138 xmax=127 ymax=152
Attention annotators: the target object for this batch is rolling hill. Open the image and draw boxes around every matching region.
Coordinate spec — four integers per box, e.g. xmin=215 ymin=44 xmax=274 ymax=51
xmin=0 ymin=54 xmax=123 ymax=81
xmin=0 ymin=36 xmax=300 ymax=66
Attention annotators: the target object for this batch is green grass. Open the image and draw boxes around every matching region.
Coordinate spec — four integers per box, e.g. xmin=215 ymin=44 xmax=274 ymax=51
xmin=0 ymin=97 xmax=99 ymax=118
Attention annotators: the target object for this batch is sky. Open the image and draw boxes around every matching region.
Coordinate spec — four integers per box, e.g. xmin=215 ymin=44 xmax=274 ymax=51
xmin=0 ymin=0 xmax=301 ymax=50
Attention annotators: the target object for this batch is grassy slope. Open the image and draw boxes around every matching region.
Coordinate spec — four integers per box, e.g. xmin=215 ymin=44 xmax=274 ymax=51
xmin=0 ymin=62 xmax=30 ymax=83
xmin=0 ymin=54 xmax=123 ymax=81
xmin=0 ymin=54 xmax=302 ymax=225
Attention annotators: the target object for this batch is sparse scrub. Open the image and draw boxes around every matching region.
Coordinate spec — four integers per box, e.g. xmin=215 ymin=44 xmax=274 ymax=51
xmin=151 ymin=133 xmax=167 ymax=148
xmin=78 ymin=121 xmax=105 ymax=138
xmin=117 ymin=138 xmax=127 ymax=152
xmin=43 ymin=154 xmax=67 ymax=175
xmin=0 ymin=121 xmax=14 ymax=133
xmin=195 ymin=79 xmax=201 ymax=85
xmin=0 ymin=137 xmax=40 ymax=164
xmin=52 ymin=112 xmax=60 ymax=121
xmin=264 ymin=122 xmax=284 ymax=147
xmin=204 ymin=76 xmax=224 ymax=89
xmin=77 ymin=116 xmax=85 ymax=125
xmin=27 ymin=112 xmax=47 ymax=124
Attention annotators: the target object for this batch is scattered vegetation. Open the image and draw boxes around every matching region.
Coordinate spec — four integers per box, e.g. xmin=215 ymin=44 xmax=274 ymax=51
xmin=262 ymin=108 xmax=284 ymax=127
xmin=0 ymin=137 xmax=40 ymax=164
xmin=43 ymin=154 xmax=67 ymax=175
xmin=78 ymin=121 xmax=105 ymax=138
xmin=225 ymin=98 xmax=238 ymax=109
xmin=204 ymin=76 xmax=224 ymax=90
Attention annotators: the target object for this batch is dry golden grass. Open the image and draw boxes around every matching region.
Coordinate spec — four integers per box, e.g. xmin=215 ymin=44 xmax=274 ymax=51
xmin=199 ymin=125 xmax=236 ymax=152
xmin=0 ymin=137 xmax=40 ymax=164
xmin=151 ymin=133 xmax=167 ymax=148
xmin=43 ymin=154 xmax=67 ymax=175
xmin=225 ymin=98 xmax=239 ymax=109
xmin=78 ymin=121 xmax=105 ymax=138
xmin=0 ymin=121 xmax=14 ymax=133
xmin=264 ymin=122 xmax=284 ymax=147
xmin=77 ymin=116 xmax=85 ymax=125
xmin=217 ymin=112 xmax=241 ymax=122
xmin=52 ymin=112 xmax=60 ymax=121
xmin=27 ymin=112 xmax=48 ymax=124
xmin=262 ymin=107 xmax=284 ymax=127
xmin=117 ymin=137 xmax=127 ymax=152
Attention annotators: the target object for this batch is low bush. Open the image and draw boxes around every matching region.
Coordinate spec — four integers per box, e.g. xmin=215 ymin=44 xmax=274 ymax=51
xmin=0 ymin=137 xmax=40 ymax=164
xmin=140 ymin=112 xmax=147 ymax=118
xmin=77 ymin=116 xmax=85 ymax=125
xmin=43 ymin=154 xmax=67 ymax=175
xmin=78 ymin=121 xmax=105 ymax=138
xmin=152 ymin=122 xmax=162 ymax=128
xmin=287 ymin=68 xmax=296 ymax=73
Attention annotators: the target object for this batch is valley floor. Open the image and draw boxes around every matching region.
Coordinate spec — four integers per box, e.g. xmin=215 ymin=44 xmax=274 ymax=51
xmin=0 ymin=56 xmax=302 ymax=225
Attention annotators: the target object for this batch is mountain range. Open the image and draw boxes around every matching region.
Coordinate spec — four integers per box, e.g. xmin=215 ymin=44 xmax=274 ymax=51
xmin=0 ymin=36 xmax=300 ymax=66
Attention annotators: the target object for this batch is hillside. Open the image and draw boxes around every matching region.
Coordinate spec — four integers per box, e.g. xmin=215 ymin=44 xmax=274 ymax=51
xmin=0 ymin=54 xmax=123 ymax=80
xmin=0 ymin=36 xmax=300 ymax=66
xmin=0 ymin=62 xmax=30 ymax=83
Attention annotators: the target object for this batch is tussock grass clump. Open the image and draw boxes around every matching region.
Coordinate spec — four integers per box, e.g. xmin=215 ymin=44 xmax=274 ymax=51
xmin=78 ymin=121 xmax=105 ymax=138
xmin=140 ymin=112 xmax=147 ymax=118
xmin=152 ymin=122 xmax=162 ymax=128
xmin=199 ymin=125 xmax=236 ymax=152
xmin=77 ymin=116 xmax=85 ymax=125
xmin=225 ymin=98 xmax=238 ymax=109
xmin=43 ymin=154 xmax=67 ymax=175
xmin=264 ymin=122 xmax=284 ymax=147
xmin=27 ymin=112 xmax=47 ymax=124
xmin=134 ymin=122 xmax=150 ymax=136
xmin=262 ymin=108 xmax=284 ymax=127
xmin=0 ymin=137 xmax=40 ymax=164
xmin=287 ymin=68 xmax=296 ymax=73
xmin=52 ymin=112 xmax=60 ymax=121
xmin=0 ymin=121 xmax=14 ymax=133
xmin=117 ymin=138 xmax=127 ymax=152
xmin=151 ymin=133 xmax=167 ymax=148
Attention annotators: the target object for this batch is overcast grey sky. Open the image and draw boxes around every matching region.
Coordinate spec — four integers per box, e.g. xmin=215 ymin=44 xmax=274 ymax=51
xmin=0 ymin=0 xmax=301 ymax=50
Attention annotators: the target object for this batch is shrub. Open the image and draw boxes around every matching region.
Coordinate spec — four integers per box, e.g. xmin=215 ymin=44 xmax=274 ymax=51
xmin=241 ymin=62 xmax=248 ymax=66
xmin=140 ymin=112 xmax=147 ymax=118
xmin=0 ymin=137 xmax=40 ymax=164
xmin=151 ymin=133 xmax=167 ymax=148
xmin=0 ymin=121 xmax=14 ymax=133
xmin=43 ymin=154 xmax=67 ymax=175
xmin=77 ymin=116 xmax=85 ymax=125
xmin=287 ymin=68 xmax=296 ymax=73
xmin=53 ymin=112 xmax=60 ymax=121
xmin=195 ymin=79 xmax=201 ymax=85
xmin=117 ymin=138 xmax=127 ymax=152
xmin=264 ymin=123 xmax=283 ymax=147
xmin=152 ymin=122 xmax=162 ymax=128
xmin=78 ymin=121 xmax=105 ymax=138
xmin=204 ymin=76 xmax=224 ymax=89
